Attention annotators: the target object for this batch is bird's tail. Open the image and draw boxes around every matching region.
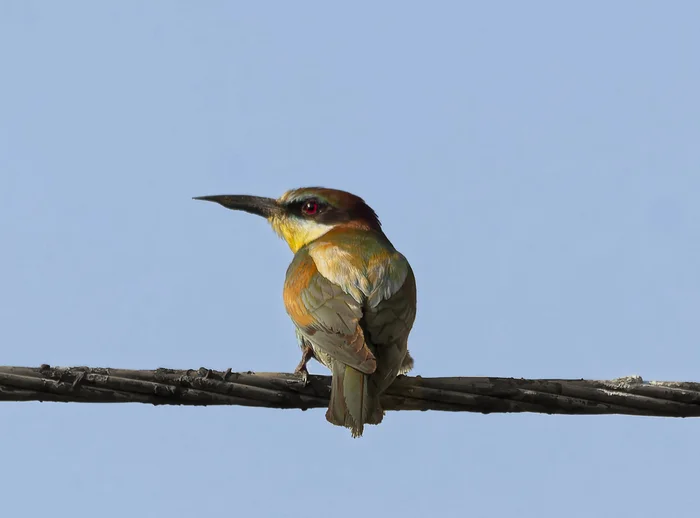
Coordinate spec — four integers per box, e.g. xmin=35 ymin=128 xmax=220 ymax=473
xmin=326 ymin=361 xmax=383 ymax=438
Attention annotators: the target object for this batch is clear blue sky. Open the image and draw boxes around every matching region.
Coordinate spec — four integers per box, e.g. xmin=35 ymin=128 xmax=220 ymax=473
xmin=1 ymin=2 xmax=699 ymax=516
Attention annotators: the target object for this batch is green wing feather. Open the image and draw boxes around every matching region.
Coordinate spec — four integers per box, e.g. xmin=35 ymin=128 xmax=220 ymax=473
xmin=284 ymin=248 xmax=377 ymax=374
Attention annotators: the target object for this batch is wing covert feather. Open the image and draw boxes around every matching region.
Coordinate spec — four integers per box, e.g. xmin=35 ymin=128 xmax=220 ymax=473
xmin=284 ymin=249 xmax=377 ymax=374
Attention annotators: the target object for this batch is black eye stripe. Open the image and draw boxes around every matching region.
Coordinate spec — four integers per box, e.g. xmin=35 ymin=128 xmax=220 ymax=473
xmin=287 ymin=198 xmax=327 ymax=215
xmin=282 ymin=194 xmax=381 ymax=229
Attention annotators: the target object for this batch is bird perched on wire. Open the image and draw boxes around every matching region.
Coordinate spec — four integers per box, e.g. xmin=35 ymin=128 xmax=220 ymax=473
xmin=194 ymin=187 xmax=417 ymax=437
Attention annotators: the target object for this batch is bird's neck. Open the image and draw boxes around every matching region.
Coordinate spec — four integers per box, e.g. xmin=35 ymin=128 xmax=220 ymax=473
xmin=273 ymin=218 xmax=384 ymax=253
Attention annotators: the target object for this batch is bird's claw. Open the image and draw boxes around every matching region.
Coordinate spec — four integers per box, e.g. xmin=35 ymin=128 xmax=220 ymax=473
xmin=293 ymin=342 xmax=315 ymax=386
xmin=71 ymin=371 xmax=86 ymax=391
xmin=294 ymin=366 xmax=309 ymax=386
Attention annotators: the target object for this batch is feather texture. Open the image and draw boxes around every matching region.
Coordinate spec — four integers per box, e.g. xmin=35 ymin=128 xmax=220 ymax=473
xmin=283 ymin=226 xmax=416 ymax=436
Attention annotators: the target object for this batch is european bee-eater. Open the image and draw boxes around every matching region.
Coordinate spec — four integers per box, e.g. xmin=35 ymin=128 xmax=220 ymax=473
xmin=194 ymin=187 xmax=417 ymax=437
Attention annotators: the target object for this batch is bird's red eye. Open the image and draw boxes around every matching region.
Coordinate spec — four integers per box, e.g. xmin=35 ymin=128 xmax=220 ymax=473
xmin=302 ymin=200 xmax=319 ymax=215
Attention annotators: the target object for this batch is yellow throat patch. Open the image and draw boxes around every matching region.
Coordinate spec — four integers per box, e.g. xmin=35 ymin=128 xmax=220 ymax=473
xmin=270 ymin=216 xmax=334 ymax=253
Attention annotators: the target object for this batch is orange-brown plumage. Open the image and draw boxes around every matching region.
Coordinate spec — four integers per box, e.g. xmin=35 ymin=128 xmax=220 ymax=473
xmin=282 ymin=252 xmax=317 ymax=329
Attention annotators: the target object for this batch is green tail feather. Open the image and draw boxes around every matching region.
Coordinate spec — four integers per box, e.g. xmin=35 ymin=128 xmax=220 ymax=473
xmin=326 ymin=362 xmax=383 ymax=438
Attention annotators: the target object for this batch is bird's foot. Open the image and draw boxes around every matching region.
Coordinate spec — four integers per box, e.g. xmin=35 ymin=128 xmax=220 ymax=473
xmin=293 ymin=342 xmax=315 ymax=386
xmin=294 ymin=364 xmax=309 ymax=386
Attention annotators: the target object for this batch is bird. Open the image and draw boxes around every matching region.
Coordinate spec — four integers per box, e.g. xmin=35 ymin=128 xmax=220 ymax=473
xmin=194 ymin=187 xmax=417 ymax=437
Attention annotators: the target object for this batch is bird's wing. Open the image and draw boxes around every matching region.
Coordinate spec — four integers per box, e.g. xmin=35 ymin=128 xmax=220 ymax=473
xmin=363 ymin=259 xmax=417 ymax=393
xmin=283 ymin=249 xmax=377 ymax=374
xmin=365 ymin=258 xmax=416 ymax=344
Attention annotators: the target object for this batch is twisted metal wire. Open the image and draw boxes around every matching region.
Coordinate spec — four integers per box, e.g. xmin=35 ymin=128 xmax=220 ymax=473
xmin=1 ymin=365 xmax=699 ymax=417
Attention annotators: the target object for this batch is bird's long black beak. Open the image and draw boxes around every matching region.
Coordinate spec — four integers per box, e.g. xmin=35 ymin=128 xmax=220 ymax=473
xmin=193 ymin=195 xmax=282 ymax=219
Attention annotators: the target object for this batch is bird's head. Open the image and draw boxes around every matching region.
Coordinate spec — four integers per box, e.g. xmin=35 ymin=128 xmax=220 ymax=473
xmin=194 ymin=187 xmax=382 ymax=252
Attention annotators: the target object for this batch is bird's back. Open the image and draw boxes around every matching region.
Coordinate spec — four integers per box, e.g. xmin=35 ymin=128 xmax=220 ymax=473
xmin=286 ymin=227 xmax=416 ymax=390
